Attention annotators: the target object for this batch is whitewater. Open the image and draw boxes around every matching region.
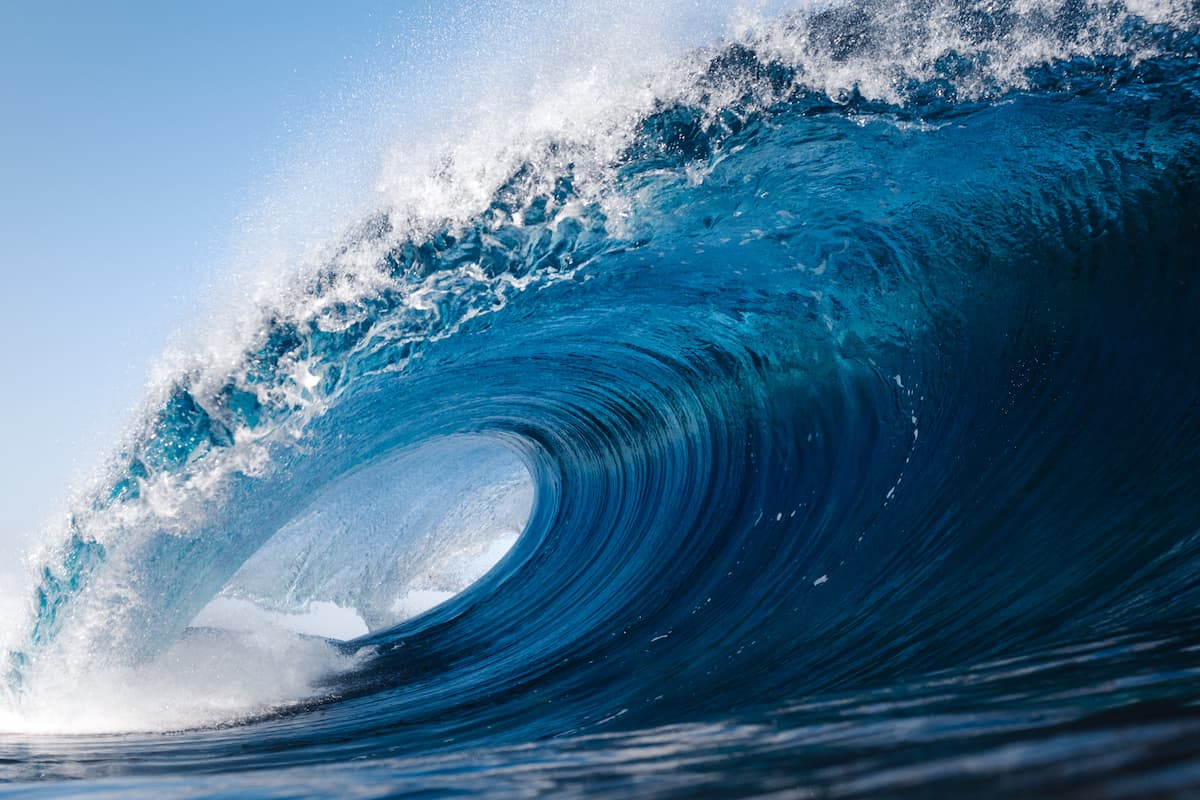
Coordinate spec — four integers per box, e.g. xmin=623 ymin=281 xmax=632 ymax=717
xmin=2 ymin=0 xmax=1200 ymax=797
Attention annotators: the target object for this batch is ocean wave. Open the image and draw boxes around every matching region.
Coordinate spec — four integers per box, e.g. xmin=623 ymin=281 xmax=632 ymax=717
xmin=3 ymin=1 xmax=1199 ymax=796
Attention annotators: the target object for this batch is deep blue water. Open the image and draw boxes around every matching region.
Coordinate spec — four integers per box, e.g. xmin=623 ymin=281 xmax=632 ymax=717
xmin=3 ymin=1 xmax=1200 ymax=796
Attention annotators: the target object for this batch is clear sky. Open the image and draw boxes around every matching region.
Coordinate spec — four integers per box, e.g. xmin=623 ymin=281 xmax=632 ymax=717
xmin=0 ymin=1 xmax=447 ymax=588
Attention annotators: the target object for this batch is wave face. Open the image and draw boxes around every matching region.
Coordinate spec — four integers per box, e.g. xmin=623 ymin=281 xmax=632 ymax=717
xmin=3 ymin=1 xmax=1200 ymax=796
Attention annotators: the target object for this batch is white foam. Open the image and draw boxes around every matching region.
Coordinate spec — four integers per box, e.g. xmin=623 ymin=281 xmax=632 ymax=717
xmin=388 ymin=530 xmax=521 ymax=622
xmin=192 ymin=597 xmax=369 ymax=642
xmin=391 ymin=589 xmax=458 ymax=620
xmin=749 ymin=0 xmax=1195 ymax=107
xmin=0 ymin=622 xmax=363 ymax=735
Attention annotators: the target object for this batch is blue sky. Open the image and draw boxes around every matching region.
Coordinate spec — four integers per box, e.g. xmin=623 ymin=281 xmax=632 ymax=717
xmin=0 ymin=2 xmax=443 ymax=584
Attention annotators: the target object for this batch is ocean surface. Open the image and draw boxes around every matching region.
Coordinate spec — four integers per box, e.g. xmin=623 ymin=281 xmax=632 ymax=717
xmin=3 ymin=1 xmax=1200 ymax=797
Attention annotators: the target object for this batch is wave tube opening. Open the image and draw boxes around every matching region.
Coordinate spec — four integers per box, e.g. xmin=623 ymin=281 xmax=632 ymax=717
xmin=194 ymin=435 xmax=534 ymax=640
